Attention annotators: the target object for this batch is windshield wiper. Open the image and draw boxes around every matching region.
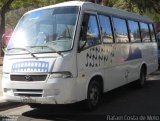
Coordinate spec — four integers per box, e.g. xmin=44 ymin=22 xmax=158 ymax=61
xmin=7 ymin=47 xmax=38 ymax=59
xmin=29 ymin=45 xmax=63 ymax=56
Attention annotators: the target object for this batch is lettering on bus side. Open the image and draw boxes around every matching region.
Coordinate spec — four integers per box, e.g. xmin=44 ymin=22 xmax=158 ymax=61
xmin=85 ymin=45 xmax=116 ymax=68
xmin=85 ymin=44 xmax=142 ymax=68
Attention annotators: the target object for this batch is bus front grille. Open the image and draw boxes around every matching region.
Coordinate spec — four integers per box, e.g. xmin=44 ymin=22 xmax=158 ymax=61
xmin=10 ymin=75 xmax=47 ymax=81
xmin=14 ymin=89 xmax=43 ymax=97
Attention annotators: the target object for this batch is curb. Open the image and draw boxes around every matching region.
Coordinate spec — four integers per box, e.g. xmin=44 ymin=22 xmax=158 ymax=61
xmin=0 ymin=98 xmax=24 ymax=111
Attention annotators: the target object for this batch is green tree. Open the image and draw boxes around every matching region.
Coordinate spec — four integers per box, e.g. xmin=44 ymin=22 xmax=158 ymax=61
xmin=132 ymin=0 xmax=160 ymax=14
xmin=0 ymin=0 xmax=14 ymax=56
xmin=131 ymin=0 xmax=160 ymax=22
xmin=1 ymin=0 xmax=160 ymax=55
xmin=109 ymin=0 xmax=160 ymax=22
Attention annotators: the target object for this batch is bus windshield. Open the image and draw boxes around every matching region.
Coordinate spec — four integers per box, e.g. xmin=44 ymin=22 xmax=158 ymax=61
xmin=7 ymin=6 xmax=79 ymax=54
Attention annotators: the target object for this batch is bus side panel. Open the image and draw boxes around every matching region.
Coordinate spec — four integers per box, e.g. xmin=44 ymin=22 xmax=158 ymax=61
xmin=127 ymin=42 xmax=158 ymax=83
xmin=76 ymin=45 xmax=105 ymax=101
xmin=127 ymin=43 xmax=144 ymax=83
xmin=77 ymin=44 xmax=132 ymax=97
xmin=103 ymin=44 xmax=128 ymax=91
xmin=142 ymin=43 xmax=158 ymax=74
xmin=76 ymin=41 xmax=158 ymax=101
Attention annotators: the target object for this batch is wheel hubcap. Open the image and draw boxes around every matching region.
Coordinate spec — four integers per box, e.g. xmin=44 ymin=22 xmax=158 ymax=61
xmin=89 ymin=85 xmax=99 ymax=106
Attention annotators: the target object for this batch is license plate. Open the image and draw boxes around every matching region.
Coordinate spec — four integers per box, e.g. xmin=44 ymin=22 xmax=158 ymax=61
xmin=20 ymin=97 xmax=36 ymax=103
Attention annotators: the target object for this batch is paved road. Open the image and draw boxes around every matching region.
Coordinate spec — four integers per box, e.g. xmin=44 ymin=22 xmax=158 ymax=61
xmin=0 ymin=71 xmax=160 ymax=121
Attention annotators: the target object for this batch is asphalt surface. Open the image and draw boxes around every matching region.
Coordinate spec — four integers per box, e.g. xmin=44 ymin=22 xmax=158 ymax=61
xmin=0 ymin=71 xmax=160 ymax=121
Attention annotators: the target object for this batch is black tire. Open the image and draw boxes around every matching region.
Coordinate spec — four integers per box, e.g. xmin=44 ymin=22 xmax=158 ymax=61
xmin=29 ymin=104 xmax=46 ymax=109
xmin=136 ymin=67 xmax=146 ymax=88
xmin=85 ymin=79 xmax=102 ymax=111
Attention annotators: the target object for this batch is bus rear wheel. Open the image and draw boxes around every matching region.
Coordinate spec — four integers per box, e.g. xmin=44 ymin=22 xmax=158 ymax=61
xmin=85 ymin=79 xmax=102 ymax=111
xmin=136 ymin=67 xmax=146 ymax=88
xmin=29 ymin=104 xmax=46 ymax=109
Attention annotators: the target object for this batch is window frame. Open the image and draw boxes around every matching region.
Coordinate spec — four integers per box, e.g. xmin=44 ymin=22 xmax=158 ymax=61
xmin=148 ymin=23 xmax=157 ymax=42
xmin=98 ymin=14 xmax=114 ymax=44
xmin=79 ymin=12 xmax=102 ymax=51
xmin=139 ymin=22 xmax=152 ymax=43
xmin=127 ymin=19 xmax=142 ymax=43
xmin=112 ymin=16 xmax=130 ymax=44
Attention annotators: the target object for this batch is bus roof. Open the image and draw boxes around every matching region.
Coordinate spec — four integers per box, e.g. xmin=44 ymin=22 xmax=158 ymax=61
xmin=26 ymin=1 xmax=153 ymax=23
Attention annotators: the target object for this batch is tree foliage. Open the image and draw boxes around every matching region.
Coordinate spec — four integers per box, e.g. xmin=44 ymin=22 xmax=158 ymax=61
xmin=0 ymin=0 xmax=14 ymax=56
xmin=85 ymin=0 xmax=160 ymax=22
xmin=4 ymin=0 xmax=160 ymax=30
xmin=2 ymin=0 xmax=160 ymax=34
xmin=0 ymin=0 xmax=159 ymax=56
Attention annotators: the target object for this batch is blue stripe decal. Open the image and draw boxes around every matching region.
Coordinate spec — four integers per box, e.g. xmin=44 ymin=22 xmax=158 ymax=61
xmin=125 ymin=46 xmax=142 ymax=61
xmin=12 ymin=61 xmax=49 ymax=73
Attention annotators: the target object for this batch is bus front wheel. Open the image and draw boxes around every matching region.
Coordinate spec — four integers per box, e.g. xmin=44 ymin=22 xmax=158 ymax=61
xmin=85 ymin=79 xmax=102 ymax=111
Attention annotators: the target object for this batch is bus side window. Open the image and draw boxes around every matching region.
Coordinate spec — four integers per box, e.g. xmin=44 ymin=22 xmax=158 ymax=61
xmin=99 ymin=15 xmax=113 ymax=43
xmin=128 ymin=20 xmax=141 ymax=43
xmin=140 ymin=22 xmax=151 ymax=42
xmin=79 ymin=14 xmax=101 ymax=50
xmin=113 ymin=17 xmax=129 ymax=43
xmin=149 ymin=24 xmax=156 ymax=42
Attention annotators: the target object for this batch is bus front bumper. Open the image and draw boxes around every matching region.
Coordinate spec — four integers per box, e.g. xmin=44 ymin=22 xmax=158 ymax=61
xmin=2 ymin=77 xmax=78 ymax=104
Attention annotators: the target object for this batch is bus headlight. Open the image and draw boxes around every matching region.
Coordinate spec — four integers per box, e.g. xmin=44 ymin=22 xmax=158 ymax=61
xmin=49 ymin=72 xmax=73 ymax=79
xmin=3 ymin=73 xmax=10 ymax=79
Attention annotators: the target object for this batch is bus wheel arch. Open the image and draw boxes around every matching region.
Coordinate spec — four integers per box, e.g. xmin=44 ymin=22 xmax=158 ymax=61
xmin=85 ymin=75 xmax=103 ymax=110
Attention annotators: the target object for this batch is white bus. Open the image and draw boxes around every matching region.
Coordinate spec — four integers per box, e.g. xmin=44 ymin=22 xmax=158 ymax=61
xmin=2 ymin=1 xmax=158 ymax=110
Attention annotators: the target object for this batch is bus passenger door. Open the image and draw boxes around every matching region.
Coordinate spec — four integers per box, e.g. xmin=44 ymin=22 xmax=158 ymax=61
xmin=76 ymin=13 xmax=104 ymax=100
